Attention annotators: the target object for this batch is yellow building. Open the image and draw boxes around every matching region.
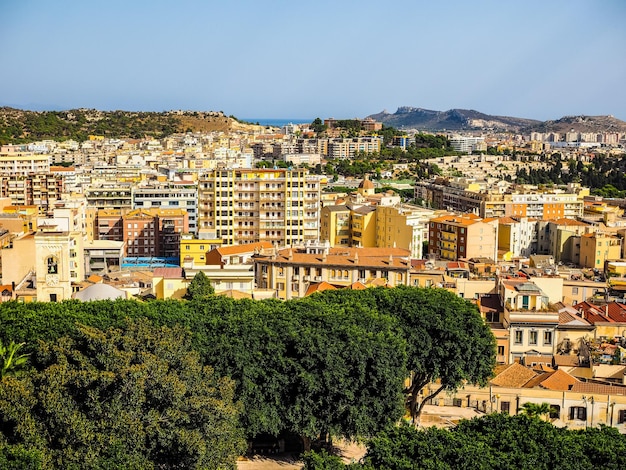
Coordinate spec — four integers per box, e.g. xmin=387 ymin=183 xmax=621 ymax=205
xmin=579 ymin=232 xmax=622 ymax=269
xmin=320 ymin=205 xmax=351 ymax=246
xmin=350 ymin=206 xmax=377 ymax=248
xmin=152 ymin=267 xmax=188 ymax=300
xmin=179 ymin=232 xmax=223 ymax=266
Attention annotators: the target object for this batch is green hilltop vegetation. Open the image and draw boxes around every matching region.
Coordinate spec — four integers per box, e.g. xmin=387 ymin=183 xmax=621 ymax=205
xmin=0 ymin=108 xmax=251 ymax=144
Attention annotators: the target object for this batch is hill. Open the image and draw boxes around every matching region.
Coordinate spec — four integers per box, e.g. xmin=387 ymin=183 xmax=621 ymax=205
xmin=368 ymin=107 xmax=626 ymax=134
xmin=0 ymin=108 xmax=264 ymax=144
xmin=368 ymin=107 xmax=540 ymax=132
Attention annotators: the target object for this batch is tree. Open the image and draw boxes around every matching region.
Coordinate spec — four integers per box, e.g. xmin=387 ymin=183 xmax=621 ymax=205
xmin=0 ymin=318 xmax=245 ymax=469
xmin=520 ymin=402 xmax=551 ymax=420
xmin=184 ymin=270 xmax=214 ymax=300
xmin=348 ymin=287 xmax=496 ymax=422
xmin=0 ymin=340 xmax=29 ymax=379
xmin=355 ymin=414 xmax=626 ymax=469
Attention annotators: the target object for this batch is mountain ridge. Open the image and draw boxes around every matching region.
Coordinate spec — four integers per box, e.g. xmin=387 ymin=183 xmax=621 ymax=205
xmin=367 ymin=107 xmax=626 ymax=134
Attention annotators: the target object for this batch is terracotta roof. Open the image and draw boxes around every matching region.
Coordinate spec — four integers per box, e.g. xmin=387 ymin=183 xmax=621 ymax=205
xmin=537 ymin=369 xmax=578 ymax=391
xmin=570 ymin=382 xmax=626 ymax=396
xmin=216 ymin=241 xmax=273 ymax=256
xmin=268 ymin=247 xmax=411 ymax=269
xmin=305 ymin=281 xmax=337 ymax=296
xmin=215 ymin=289 xmax=253 ymax=299
xmin=350 ymin=281 xmax=367 ymax=290
xmin=152 ymin=267 xmax=184 ymax=279
xmin=87 ymin=274 xmax=103 ymax=284
xmin=550 ymin=218 xmax=589 ymax=227
xmin=553 ymin=355 xmax=581 ymax=367
xmin=491 ymin=363 xmax=538 ymax=388
xmin=606 ymin=302 xmax=626 ymax=322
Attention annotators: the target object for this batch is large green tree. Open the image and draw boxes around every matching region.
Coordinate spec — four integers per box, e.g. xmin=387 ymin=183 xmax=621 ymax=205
xmin=0 ymin=318 xmax=245 ymax=469
xmin=314 ymin=287 xmax=496 ymax=422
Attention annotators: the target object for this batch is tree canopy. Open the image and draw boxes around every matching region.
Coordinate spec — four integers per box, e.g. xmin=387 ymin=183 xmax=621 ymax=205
xmin=0 ymin=318 xmax=245 ymax=469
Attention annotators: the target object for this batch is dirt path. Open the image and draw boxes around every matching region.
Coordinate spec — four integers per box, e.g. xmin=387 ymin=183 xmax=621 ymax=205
xmin=237 ymin=440 xmax=367 ymax=470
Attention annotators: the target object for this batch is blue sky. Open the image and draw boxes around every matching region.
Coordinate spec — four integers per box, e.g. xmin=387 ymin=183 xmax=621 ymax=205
xmin=1 ymin=0 xmax=625 ymax=121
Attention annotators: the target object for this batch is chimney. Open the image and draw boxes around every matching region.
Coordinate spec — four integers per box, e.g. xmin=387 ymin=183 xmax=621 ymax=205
xmin=354 ymin=251 xmax=359 ymax=263
xmin=389 ymin=254 xmax=393 ymax=265
xmin=288 ymin=248 xmax=293 ymax=261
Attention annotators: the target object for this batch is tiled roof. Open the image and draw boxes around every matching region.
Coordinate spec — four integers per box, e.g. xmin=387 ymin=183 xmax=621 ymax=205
xmin=570 ymin=382 xmax=626 ymax=396
xmin=152 ymin=267 xmax=184 ymax=279
xmin=216 ymin=241 xmax=273 ymax=256
xmin=305 ymin=281 xmax=337 ymax=296
xmin=553 ymin=355 xmax=581 ymax=367
xmin=491 ymin=363 xmax=538 ymax=388
xmin=550 ymin=218 xmax=588 ymax=227
xmin=537 ymin=369 xmax=578 ymax=391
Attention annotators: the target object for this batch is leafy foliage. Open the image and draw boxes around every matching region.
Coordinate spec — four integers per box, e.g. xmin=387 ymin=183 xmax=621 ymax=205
xmin=184 ymin=271 xmax=215 ymax=299
xmin=0 ymin=340 xmax=29 ymax=379
xmin=308 ymin=414 xmax=626 ymax=469
xmin=0 ymin=318 xmax=245 ymax=469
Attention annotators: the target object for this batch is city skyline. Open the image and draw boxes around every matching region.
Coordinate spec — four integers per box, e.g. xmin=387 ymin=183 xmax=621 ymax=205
xmin=1 ymin=0 xmax=625 ymax=121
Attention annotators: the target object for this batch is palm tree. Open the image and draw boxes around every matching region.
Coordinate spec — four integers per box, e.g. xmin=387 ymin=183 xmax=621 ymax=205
xmin=520 ymin=402 xmax=551 ymax=420
xmin=0 ymin=339 xmax=29 ymax=379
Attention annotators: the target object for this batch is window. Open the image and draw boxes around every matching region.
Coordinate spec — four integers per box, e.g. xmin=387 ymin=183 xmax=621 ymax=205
xmin=618 ymin=409 xmax=626 ymax=424
xmin=549 ymin=405 xmax=560 ymax=419
xmin=572 ymin=287 xmax=579 ymax=295
xmin=514 ymin=330 xmax=523 ymax=344
xmin=569 ymin=406 xmax=587 ymax=421
xmin=497 ymin=345 xmax=505 ymax=356
xmin=529 ymin=330 xmax=538 ymax=345
xmin=49 ymin=294 xmax=57 ymax=302
xmin=501 ymin=401 xmax=510 ymax=414
xmin=543 ymin=331 xmax=553 ymax=345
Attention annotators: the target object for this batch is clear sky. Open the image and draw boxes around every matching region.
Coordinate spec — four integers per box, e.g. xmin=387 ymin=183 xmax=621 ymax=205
xmin=1 ymin=0 xmax=625 ymax=121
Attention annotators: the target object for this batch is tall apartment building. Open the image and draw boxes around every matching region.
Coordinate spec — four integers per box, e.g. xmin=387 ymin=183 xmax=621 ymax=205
xmin=197 ymin=169 xmax=321 ymax=247
xmin=95 ymin=208 xmax=188 ymax=258
xmin=132 ymin=183 xmax=198 ymax=235
xmin=0 ymin=175 xmax=64 ymax=213
xmin=428 ymin=213 xmax=498 ymax=261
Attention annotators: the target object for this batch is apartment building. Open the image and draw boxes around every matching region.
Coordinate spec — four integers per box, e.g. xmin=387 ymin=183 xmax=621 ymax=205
xmin=95 ymin=208 xmax=188 ymax=258
xmin=254 ymin=242 xmax=411 ymax=300
xmin=497 ymin=217 xmax=537 ymax=258
xmin=197 ymin=168 xmax=321 ymax=247
xmin=415 ymin=179 xmax=586 ymax=220
xmin=0 ymin=154 xmax=50 ymax=175
xmin=84 ymin=184 xmax=133 ymax=210
xmin=326 ymin=137 xmax=381 ymax=159
xmin=0 ymin=175 xmax=64 ymax=212
xmin=428 ymin=213 xmax=498 ymax=261
xmin=132 ymin=183 xmax=198 ymax=234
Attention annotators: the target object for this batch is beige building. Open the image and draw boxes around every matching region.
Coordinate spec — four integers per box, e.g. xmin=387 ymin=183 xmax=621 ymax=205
xmin=579 ymin=232 xmax=622 ymax=269
xmin=254 ymin=242 xmax=411 ymax=300
xmin=197 ymin=168 xmax=321 ymax=247
xmin=0 ymin=154 xmax=50 ymax=175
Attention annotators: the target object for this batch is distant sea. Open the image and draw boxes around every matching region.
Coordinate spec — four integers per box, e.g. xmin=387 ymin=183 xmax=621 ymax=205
xmin=243 ymin=118 xmax=313 ymax=127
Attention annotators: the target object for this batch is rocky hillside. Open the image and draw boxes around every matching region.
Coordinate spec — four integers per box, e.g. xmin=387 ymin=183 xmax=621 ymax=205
xmin=0 ymin=108 xmax=264 ymax=144
xmin=368 ymin=107 xmax=539 ymax=132
xmin=368 ymin=107 xmax=626 ymax=134
xmin=524 ymin=115 xmax=626 ymax=134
